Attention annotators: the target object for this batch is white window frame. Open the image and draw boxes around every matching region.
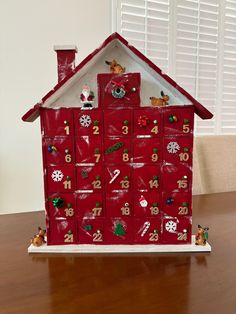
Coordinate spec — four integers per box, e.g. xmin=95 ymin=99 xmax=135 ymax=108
xmin=111 ymin=0 xmax=236 ymax=135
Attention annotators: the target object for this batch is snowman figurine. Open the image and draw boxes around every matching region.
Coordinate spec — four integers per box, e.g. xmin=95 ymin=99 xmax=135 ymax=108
xmin=139 ymin=195 xmax=148 ymax=208
xmin=80 ymin=85 xmax=95 ymax=110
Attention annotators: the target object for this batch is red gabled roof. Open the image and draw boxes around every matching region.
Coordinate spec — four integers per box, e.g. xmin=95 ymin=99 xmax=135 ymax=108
xmin=22 ymin=32 xmax=213 ymax=122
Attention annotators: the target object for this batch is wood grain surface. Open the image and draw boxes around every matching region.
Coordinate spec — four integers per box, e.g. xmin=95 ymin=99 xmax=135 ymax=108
xmin=1 ymin=192 xmax=236 ymax=314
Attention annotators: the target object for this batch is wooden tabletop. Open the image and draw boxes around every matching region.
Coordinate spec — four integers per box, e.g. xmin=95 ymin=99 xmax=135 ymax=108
xmin=1 ymin=192 xmax=236 ymax=314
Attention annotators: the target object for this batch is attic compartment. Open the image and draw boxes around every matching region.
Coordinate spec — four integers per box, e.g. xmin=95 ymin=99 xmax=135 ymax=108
xmin=46 ymin=38 xmax=192 ymax=109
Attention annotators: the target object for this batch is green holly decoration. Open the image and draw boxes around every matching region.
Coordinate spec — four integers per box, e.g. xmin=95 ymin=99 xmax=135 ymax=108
xmin=68 ymin=230 xmax=73 ymax=235
xmin=94 ymin=148 xmax=100 ymax=153
xmin=96 ymin=203 xmax=101 ymax=207
xmin=183 ymin=147 xmax=189 ymax=152
xmin=124 ymin=149 xmax=129 ymax=153
xmin=96 ymin=175 xmax=101 ymax=180
xmin=153 ymin=202 xmax=158 ymax=207
xmin=154 ymin=229 xmax=158 ymax=234
xmin=123 ymin=176 xmax=129 ymax=181
xmin=153 ymin=175 xmax=158 ymax=180
xmin=169 ymin=115 xmax=174 ymax=123
xmin=153 ymin=148 xmax=158 ymax=153
xmin=123 ymin=120 xmax=129 ymax=125
xmin=182 ymin=202 xmax=188 ymax=207
xmin=52 ymin=197 xmax=64 ymax=208
xmin=184 ymin=119 xmax=189 ymax=124
xmin=93 ymin=120 xmax=99 ymax=126
xmin=114 ymin=223 xmax=125 ymax=236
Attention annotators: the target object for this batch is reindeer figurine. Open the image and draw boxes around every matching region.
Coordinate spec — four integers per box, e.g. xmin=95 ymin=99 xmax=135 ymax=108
xmin=105 ymin=59 xmax=126 ymax=74
xmin=195 ymin=225 xmax=209 ymax=246
xmin=150 ymin=91 xmax=169 ymax=107
xmin=31 ymin=227 xmax=46 ymax=247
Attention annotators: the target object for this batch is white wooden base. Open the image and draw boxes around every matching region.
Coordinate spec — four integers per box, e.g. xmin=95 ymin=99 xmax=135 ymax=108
xmin=28 ymin=236 xmax=211 ymax=253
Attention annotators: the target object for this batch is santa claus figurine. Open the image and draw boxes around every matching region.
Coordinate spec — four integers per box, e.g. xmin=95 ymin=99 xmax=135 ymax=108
xmin=139 ymin=195 xmax=148 ymax=208
xmin=80 ymin=85 xmax=95 ymax=109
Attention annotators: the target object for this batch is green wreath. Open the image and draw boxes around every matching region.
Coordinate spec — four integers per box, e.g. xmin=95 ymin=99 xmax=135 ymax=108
xmin=111 ymin=87 xmax=126 ymax=99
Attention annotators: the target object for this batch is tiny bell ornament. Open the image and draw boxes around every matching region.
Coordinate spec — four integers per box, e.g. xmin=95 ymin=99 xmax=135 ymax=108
xmin=80 ymin=84 xmax=95 ymax=109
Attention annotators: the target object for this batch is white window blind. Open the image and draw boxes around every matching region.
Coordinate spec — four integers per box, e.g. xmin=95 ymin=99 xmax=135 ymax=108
xmin=113 ymin=0 xmax=236 ymax=134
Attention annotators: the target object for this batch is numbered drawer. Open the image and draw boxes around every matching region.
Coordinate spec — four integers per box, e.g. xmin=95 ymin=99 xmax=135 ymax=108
xmin=163 ymin=106 xmax=194 ymax=135
xmin=77 ymin=193 xmax=104 ymax=218
xmin=75 ymin=136 xmax=103 ymax=164
xmin=41 ymin=108 xmax=74 ymax=137
xmin=44 ymin=137 xmax=74 ymax=165
xmin=105 ymin=165 xmax=132 ymax=192
xmin=133 ymin=165 xmax=161 ymax=191
xmin=133 ymin=138 xmax=162 ymax=164
xmin=74 ymin=109 xmax=102 ymax=136
xmin=47 ymin=193 xmax=76 ymax=219
xmin=106 ymin=192 xmax=132 ymax=217
xmin=104 ymin=137 xmax=132 ymax=164
xmin=163 ymin=136 xmax=193 ymax=165
xmin=47 ymin=165 xmax=75 ymax=193
xmin=133 ymin=108 xmax=162 ymax=137
xmin=134 ymin=218 xmax=162 ymax=244
xmin=162 ymin=192 xmax=192 ymax=217
xmin=48 ymin=218 xmax=77 ymax=245
xmin=105 ymin=217 xmax=133 ymax=244
xmin=76 ymin=166 xmax=103 ymax=191
xmin=162 ymin=164 xmax=192 ymax=192
xmin=133 ymin=192 xmax=161 ymax=217
xmin=98 ymin=73 xmax=140 ymax=108
xmin=78 ymin=218 xmax=105 ymax=244
xmin=104 ymin=109 xmax=132 ymax=136
xmin=162 ymin=216 xmax=192 ymax=244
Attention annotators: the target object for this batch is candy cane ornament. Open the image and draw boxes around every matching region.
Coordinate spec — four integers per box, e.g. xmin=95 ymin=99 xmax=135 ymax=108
xmin=141 ymin=221 xmax=151 ymax=237
xmin=109 ymin=169 xmax=120 ymax=184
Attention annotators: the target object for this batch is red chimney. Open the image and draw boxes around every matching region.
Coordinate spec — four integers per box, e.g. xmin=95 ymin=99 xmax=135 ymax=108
xmin=54 ymin=45 xmax=78 ymax=82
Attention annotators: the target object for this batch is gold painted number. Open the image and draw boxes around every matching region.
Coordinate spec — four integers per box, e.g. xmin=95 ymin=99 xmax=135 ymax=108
xmin=121 ymin=206 xmax=130 ymax=216
xmin=177 ymin=179 xmax=188 ymax=189
xmin=65 ymin=207 xmax=74 ymax=217
xmin=93 ymin=232 xmax=103 ymax=242
xmin=64 ymin=234 xmax=73 ymax=243
xmin=178 ymin=206 xmax=188 ymax=215
xmin=122 ymin=126 xmax=129 ymax=135
xmin=183 ymin=124 xmax=190 ymax=133
xmin=179 ymin=153 xmax=189 ymax=162
xmin=120 ymin=180 xmax=130 ymax=189
xmin=64 ymin=125 xmax=70 ymax=135
xmin=94 ymin=153 xmax=101 ymax=163
xmin=122 ymin=153 xmax=129 ymax=162
xmin=151 ymin=153 xmax=158 ymax=162
xmin=92 ymin=207 xmax=102 ymax=216
xmin=149 ymin=232 xmax=159 ymax=242
xmin=92 ymin=180 xmax=102 ymax=189
xmin=149 ymin=179 xmax=159 ymax=189
xmin=177 ymin=232 xmax=187 ymax=241
xmin=63 ymin=180 xmax=71 ymax=189
xmin=150 ymin=206 xmax=159 ymax=215
xmin=92 ymin=126 xmax=99 ymax=135
xmin=151 ymin=126 xmax=158 ymax=134
xmin=65 ymin=154 xmax=72 ymax=163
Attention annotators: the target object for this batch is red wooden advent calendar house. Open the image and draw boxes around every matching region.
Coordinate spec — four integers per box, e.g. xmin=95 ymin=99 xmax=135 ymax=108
xmin=23 ymin=33 xmax=213 ymax=249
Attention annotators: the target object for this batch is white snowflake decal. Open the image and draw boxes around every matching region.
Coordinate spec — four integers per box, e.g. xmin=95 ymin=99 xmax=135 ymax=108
xmin=165 ymin=220 xmax=177 ymax=233
xmin=167 ymin=141 xmax=180 ymax=154
xmin=51 ymin=170 xmax=64 ymax=182
xmin=79 ymin=115 xmax=92 ymax=127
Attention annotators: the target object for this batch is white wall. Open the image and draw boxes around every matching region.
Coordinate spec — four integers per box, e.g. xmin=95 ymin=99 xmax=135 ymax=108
xmin=0 ymin=0 xmax=111 ymax=214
